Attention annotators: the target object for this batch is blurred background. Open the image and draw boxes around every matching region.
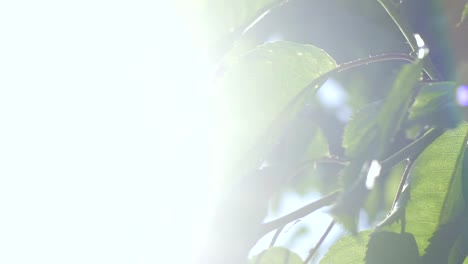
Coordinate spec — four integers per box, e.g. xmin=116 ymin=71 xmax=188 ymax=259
xmin=0 ymin=0 xmax=467 ymax=263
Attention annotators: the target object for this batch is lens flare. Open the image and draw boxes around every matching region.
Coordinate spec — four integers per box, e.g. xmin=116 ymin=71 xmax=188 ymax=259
xmin=366 ymin=160 xmax=382 ymax=190
xmin=456 ymin=85 xmax=468 ymax=106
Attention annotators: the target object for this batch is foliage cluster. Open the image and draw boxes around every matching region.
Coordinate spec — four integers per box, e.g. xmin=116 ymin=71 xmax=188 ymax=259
xmin=197 ymin=0 xmax=468 ymax=263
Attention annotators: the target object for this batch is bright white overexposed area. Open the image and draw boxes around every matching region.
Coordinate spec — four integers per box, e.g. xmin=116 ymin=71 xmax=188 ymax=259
xmin=0 ymin=1 xmax=213 ymax=263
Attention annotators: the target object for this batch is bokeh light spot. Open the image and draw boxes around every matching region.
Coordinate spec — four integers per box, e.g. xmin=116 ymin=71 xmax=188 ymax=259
xmin=456 ymin=85 xmax=468 ymax=106
xmin=316 ymin=79 xmax=346 ymax=108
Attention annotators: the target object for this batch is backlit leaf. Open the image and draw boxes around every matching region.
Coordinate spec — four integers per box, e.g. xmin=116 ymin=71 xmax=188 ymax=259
xmin=377 ymin=62 xmax=422 ymax=149
xmin=447 ymin=218 xmax=468 ymax=263
xmin=219 ymin=41 xmax=336 ymax=178
xmin=463 ymin=147 xmax=468 ymax=209
xmin=250 ymin=247 xmax=303 ymax=264
xmin=381 ymin=123 xmax=468 ymax=254
xmin=333 ymin=62 xmax=422 ymax=232
xmin=421 ymin=216 xmax=465 ymax=264
xmin=407 ymin=82 xmax=461 ymax=130
xmin=457 ymin=1 xmax=468 ymax=27
xmin=364 ymin=162 xmax=406 ymax=224
xmin=366 ymin=231 xmax=420 ymax=264
xmin=343 ymin=101 xmax=380 ymax=158
xmin=342 ymin=61 xmax=422 ymax=169
xmin=320 ymin=231 xmax=371 ymax=264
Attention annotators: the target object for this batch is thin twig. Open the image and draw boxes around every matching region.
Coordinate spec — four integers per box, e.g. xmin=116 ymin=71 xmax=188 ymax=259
xmin=304 ymin=220 xmax=335 ymax=264
xmin=391 ymin=158 xmax=414 ymax=210
xmin=401 ymin=210 xmax=406 ymax=234
xmin=288 ymin=53 xmax=418 ymax=117
xmin=213 ymin=0 xmax=291 ymax=65
xmin=336 ymin=53 xmax=415 ymax=73
xmin=269 ymin=225 xmax=286 ymax=248
xmin=377 ymin=0 xmax=440 ymax=80
xmin=259 ymin=191 xmax=340 ymax=237
xmin=380 ymin=128 xmax=443 ymax=171
xmin=284 ymin=157 xmax=348 ymax=183
xmin=300 ymin=156 xmax=349 ymax=167
xmin=241 ymin=0 xmax=291 ymax=35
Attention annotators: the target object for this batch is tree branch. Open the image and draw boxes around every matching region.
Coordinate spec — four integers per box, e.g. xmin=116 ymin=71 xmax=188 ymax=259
xmin=304 ymin=220 xmax=335 ymax=264
xmin=259 ymin=191 xmax=340 ymax=237
xmin=380 ymin=128 xmax=443 ymax=171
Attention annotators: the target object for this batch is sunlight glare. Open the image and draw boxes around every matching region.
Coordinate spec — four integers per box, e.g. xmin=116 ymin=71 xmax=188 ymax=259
xmin=0 ymin=1 xmax=214 ymax=264
xmin=365 ymin=160 xmax=382 ymax=190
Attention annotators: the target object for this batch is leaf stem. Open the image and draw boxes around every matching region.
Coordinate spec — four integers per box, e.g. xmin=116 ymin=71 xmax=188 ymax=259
xmin=377 ymin=0 xmax=440 ymax=80
xmin=380 ymin=128 xmax=443 ymax=171
xmin=286 ymin=156 xmax=348 ymax=179
xmin=391 ymin=158 xmax=415 ymax=210
xmin=259 ymin=191 xmax=340 ymax=237
xmin=269 ymin=225 xmax=286 ymax=248
xmin=272 ymin=53 xmax=419 ymax=137
xmin=214 ymin=0 xmax=291 ymax=64
xmin=305 ymin=53 xmax=419 ymax=101
xmin=336 ymin=53 xmax=415 ymax=73
xmin=377 ymin=0 xmax=418 ymax=52
xmin=304 ymin=220 xmax=335 ymax=264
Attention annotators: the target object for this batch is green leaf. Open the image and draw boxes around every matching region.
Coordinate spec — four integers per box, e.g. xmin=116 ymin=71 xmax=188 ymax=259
xmin=377 ymin=62 xmax=422 ymax=149
xmin=421 ymin=216 xmax=465 ymax=264
xmin=364 ymin=162 xmax=406 ymax=224
xmin=332 ymin=62 xmax=422 ymax=232
xmin=250 ymin=247 xmax=303 ymax=264
xmin=343 ymin=101 xmax=380 ymax=158
xmin=219 ymin=41 xmax=336 ymax=177
xmin=447 ymin=149 xmax=468 ymax=264
xmin=381 ymin=123 xmax=468 ymax=254
xmin=320 ymin=231 xmax=372 ymax=264
xmin=214 ymin=43 xmax=336 ymax=255
xmin=342 ymin=61 xmax=422 ymax=168
xmin=407 ymin=82 xmax=461 ymax=130
xmin=366 ymin=231 xmax=420 ymax=264
xmin=457 ymin=1 xmax=468 ymax=27
xmin=448 ymin=217 xmax=468 ymax=264
xmin=376 ymin=181 xmax=410 ymax=229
